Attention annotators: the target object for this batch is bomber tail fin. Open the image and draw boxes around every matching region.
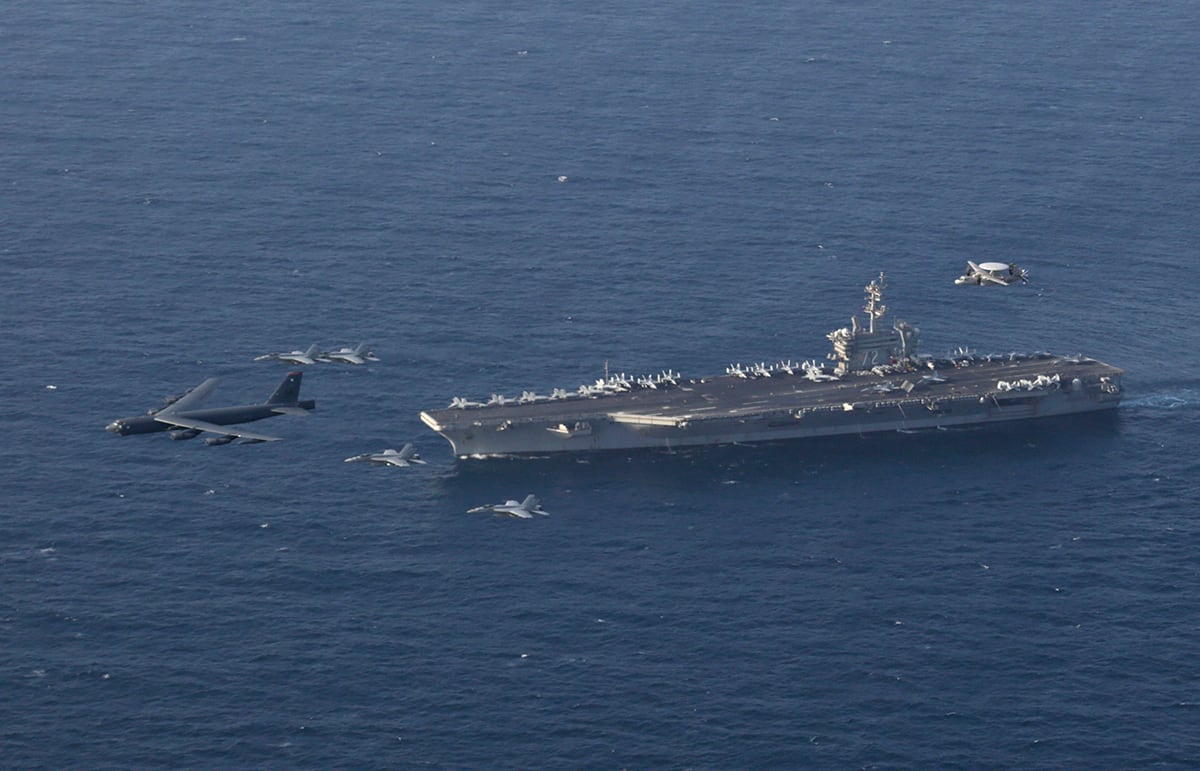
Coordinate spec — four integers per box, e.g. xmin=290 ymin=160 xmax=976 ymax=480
xmin=268 ymin=371 xmax=303 ymax=404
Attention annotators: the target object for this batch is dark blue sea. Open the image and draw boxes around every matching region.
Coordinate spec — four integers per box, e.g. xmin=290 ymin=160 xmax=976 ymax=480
xmin=3 ymin=1 xmax=1199 ymax=767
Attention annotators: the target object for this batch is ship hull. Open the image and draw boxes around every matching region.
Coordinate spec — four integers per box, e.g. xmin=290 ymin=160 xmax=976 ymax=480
xmin=421 ymin=356 xmax=1124 ymax=458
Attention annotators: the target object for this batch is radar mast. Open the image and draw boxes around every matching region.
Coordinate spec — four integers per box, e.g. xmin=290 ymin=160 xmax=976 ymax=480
xmin=864 ymin=273 xmax=886 ymax=334
xmin=827 ymin=272 xmax=919 ymax=374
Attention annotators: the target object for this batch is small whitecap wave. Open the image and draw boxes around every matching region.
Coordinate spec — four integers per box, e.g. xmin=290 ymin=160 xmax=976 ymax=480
xmin=1124 ymin=391 xmax=1194 ymax=410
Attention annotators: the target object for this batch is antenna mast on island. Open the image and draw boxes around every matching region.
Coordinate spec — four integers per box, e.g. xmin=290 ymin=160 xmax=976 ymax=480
xmin=864 ymin=273 xmax=887 ymax=334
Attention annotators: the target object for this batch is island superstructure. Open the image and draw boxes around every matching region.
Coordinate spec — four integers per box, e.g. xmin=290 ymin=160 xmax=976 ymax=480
xmin=420 ymin=275 xmax=1124 ymax=458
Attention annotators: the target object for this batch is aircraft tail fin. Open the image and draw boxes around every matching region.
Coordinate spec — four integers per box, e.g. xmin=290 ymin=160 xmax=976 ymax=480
xmin=521 ymin=494 xmax=539 ymax=510
xmin=268 ymin=371 xmax=303 ymax=404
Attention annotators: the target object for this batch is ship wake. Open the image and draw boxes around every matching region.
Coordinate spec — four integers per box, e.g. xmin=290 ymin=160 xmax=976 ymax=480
xmin=1122 ymin=389 xmax=1196 ymax=411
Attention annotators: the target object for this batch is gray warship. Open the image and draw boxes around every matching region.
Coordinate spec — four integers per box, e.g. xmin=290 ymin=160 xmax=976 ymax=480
xmin=420 ymin=275 xmax=1124 ymax=458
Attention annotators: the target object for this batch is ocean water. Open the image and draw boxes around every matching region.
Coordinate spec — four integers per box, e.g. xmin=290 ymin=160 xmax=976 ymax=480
xmin=3 ymin=1 xmax=1199 ymax=767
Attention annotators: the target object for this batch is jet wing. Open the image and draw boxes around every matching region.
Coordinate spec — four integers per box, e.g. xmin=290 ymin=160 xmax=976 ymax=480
xmin=156 ymin=378 xmax=221 ymax=415
xmin=151 ymin=414 xmax=283 ymax=442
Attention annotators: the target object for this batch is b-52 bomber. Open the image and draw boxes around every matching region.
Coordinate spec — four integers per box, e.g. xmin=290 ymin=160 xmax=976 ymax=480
xmin=105 ymin=371 xmax=315 ymax=445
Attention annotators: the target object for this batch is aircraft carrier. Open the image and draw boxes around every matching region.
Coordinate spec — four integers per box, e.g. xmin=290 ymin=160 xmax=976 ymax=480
xmin=420 ymin=275 xmax=1124 ymax=458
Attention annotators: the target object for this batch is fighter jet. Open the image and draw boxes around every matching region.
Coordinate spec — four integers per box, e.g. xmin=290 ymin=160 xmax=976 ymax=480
xmin=254 ymin=343 xmax=324 ymax=365
xmin=802 ymin=360 xmax=838 ymax=382
xmin=467 ymin=495 xmax=549 ymax=519
xmin=323 ymin=343 xmax=380 ymax=365
xmin=955 ymin=261 xmax=1029 ymax=286
xmin=105 ymin=371 xmax=315 ymax=444
xmin=343 ymin=444 xmax=426 ymax=467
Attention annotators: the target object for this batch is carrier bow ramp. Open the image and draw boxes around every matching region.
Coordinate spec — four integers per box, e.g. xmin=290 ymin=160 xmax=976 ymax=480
xmin=420 ymin=275 xmax=1123 ymax=458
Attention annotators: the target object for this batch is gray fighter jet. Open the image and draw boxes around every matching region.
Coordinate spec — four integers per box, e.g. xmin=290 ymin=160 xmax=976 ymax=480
xmin=467 ymin=495 xmax=549 ymax=519
xmin=254 ymin=343 xmax=323 ymax=365
xmin=105 ymin=371 xmax=315 ymax=444
xmin=343 ymin=444 xmax=426 ymax=467
xmin=323 ymin=343 xmax=380 ymax=365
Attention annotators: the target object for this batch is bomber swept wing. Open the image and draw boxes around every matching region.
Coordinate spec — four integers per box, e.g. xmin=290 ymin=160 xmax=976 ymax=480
xmin=151 ymin=414 xmax=283 ymax=442
xmin=149 ymin=377 xmax=283 ymax=440
xmin=154 ymin=377 xmax=221 ymax=415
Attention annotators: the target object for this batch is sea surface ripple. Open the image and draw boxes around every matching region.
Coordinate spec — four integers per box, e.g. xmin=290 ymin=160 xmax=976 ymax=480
xmin=2 ymin=1 xmax=1199 ymax=767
